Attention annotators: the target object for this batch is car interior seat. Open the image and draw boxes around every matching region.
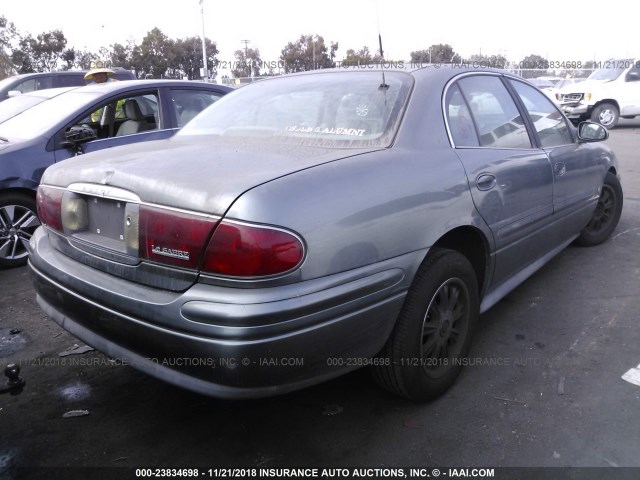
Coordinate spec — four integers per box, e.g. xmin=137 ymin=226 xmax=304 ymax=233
xmin=116 ymin=99 xmax=155 ymax=136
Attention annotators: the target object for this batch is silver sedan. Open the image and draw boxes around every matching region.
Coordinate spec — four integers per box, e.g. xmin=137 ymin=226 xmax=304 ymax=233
xmin=28 ymin=66 xmax=622 ymax=401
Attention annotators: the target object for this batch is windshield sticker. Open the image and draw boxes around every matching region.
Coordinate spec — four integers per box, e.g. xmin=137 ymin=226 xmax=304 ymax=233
xmin=285 ymin=125 xmax=366 ymax=136
xmin=356 ymin=104 xmax=369 ymax=116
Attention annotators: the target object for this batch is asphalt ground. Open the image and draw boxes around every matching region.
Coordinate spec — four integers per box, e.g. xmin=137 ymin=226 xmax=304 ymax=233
xmin=1 ymin=120 xmax=639 ymax=479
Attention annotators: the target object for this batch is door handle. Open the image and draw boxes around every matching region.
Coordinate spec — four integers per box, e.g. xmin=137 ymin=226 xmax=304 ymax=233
xmin=554 ymin=162 xmax=566 ymax=176
xmin=476 ymin=173 xmax=497 ymax=191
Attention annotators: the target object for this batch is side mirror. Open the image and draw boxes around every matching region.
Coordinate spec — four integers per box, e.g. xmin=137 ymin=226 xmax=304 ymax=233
xmin=7 ymin=90 xmax=22 ymax=97
xmin=626 ymin=71 xmax=640 ymax=82
xmin=61 ymin=125 xmax=98 ymax=154
xmin=577 ymin=121 xmax=609 ymax=142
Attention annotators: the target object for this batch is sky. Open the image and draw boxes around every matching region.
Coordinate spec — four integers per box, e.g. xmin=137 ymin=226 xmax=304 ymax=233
xmin=1 ymin=0 xmax=636 ymax=76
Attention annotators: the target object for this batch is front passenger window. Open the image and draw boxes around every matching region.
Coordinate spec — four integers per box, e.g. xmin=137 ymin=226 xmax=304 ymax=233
xmin=509 ymin=80 xmax=574 ymax=148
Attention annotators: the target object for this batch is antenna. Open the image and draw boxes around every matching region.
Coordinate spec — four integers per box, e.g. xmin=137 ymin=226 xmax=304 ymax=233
xmin=376 ymin=1 xmax=389 ymax=89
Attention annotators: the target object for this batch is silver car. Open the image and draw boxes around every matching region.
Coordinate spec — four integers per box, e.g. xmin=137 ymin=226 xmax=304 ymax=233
xmin=28 ymin=67 xmax=622 ymax=401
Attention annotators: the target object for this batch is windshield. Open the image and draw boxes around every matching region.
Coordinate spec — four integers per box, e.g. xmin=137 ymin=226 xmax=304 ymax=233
xmin=0 ymin=95 xmax=47 ymax=124
xmin=0 ymin=76 xmax=20 ymax=91
xmin=0 ymin=90 xmax=102 ymax=140
xmin=178 ymin=71 xmax=413 ymax=148
xmin=588 ymin=59 xmax=633 ymax=81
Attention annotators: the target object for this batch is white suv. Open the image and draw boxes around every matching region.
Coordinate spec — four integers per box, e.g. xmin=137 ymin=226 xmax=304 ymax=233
xmin=558 ymin=58 xmax=640 ymax=128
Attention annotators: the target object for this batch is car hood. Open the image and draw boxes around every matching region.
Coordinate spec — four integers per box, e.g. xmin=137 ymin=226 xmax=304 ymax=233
xmin=558 ymin=79 xmax=607 ymax=94
xmin=41 ymin=135 xmax=384 ymax=215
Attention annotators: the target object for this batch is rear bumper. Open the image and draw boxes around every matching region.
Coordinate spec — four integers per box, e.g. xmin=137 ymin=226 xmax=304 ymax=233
xmin=29 ymin=227 xmax=412 ymax=398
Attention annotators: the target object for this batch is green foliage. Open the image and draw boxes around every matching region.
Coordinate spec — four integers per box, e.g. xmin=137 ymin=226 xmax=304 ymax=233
xmin=280 ymin=34 xmax=338 ymax=73
xmin=466 ymin=53 xmax=508 ymax=69
xmin=410 ymin=44 xmax=458 ymax=64
xmin=341 ymin=46 xmax=382 ymax=67
xmin=0 ymin=16 xmax=18 ymax=78
xmin=232 ymin=47 xmax=261 ymax=78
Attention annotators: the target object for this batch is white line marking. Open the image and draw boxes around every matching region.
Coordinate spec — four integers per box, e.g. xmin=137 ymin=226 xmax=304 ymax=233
xmin=622 ymin=364 xmax=640 ymax=387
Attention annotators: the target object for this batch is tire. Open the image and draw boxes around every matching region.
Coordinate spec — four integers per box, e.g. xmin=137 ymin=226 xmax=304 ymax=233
xmin=574 ymin=172 xmax=623 ymax=247
xmin=590 ymin=102 xmax=619 ymax=129
xmin=0 ymin=192 xmax=40 ymax=268
xmin=372 ymin=248 xmax=479 ymax=401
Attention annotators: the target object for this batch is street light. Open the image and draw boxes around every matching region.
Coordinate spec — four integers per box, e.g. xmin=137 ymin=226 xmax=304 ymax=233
xmin=199 ymin=0 xmax=208 ymax=80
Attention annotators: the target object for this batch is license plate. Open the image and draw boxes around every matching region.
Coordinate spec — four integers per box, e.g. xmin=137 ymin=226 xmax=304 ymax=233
xmin=87 ymin=197 xmax=126 ymax=241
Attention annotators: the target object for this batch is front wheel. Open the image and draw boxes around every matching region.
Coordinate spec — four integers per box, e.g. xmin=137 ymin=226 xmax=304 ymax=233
xmin=0 ymin=193 xmax=40 ymax=268
xmin=590 ymin=103 xmax=619 ymax=129
xmin=372 ymin=248 xmax=479 ymax=401
xmin=574 ymin=172 xmax=623 ymax=247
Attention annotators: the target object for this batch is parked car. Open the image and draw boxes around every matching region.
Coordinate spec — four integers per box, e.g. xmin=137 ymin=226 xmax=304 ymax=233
xmin=0 ymin=87 xmax=78 ymax=124
xmin=558 ymin=58 xmax=640 ymax=128
xmin=0 ymin=68 xmax=136 ymax=101
xmin=29 ymin=67 xmax=622 ymax=401
xmin=530 ymin=78 xmax=559 ymax=103
xmin=0 ymin=79 xmax=231 ymax=267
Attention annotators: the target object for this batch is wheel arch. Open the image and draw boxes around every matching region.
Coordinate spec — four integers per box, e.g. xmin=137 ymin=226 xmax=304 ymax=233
xmin=593 ymin=99 xmax=620 ymax=112
xmin=430 ymin=226 xmax=490 ymax=298
xmin=0 ymin=187 xmax=38 ymax=201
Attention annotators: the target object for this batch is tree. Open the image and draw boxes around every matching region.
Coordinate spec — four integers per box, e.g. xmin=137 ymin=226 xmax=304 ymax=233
xmin=30 ymin=30 xmax=67 ymax=71
xmin=466 ymin=53 xmax=508 ymax=69
xmin=11 ymin=35 xmax=36 ymax=73
xmin=132 ymin=28 xmax=175 ymax=78
xmin=280 ymin=34 xmax=338 ymax=73
xmin=518 ymin=53 xmax=548 ymax=78
xmin=341 ymin=46 xmax=382 ymax=67
xmin=110 ymin=41 xmax=135 ymax=70
xmin=231 ymin=47 xmax=261 ymax=78
xmin=172 ymin=36 xmax=218 ymax=80
xmin=0 ymin=16 xmax=18 ymax=78
xmin=410 ymin=44 xmax=458 ymax=64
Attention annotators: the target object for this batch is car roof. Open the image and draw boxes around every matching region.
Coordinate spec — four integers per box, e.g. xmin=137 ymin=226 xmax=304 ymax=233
xmin=78 ymin=79 xmax=233 ymax=95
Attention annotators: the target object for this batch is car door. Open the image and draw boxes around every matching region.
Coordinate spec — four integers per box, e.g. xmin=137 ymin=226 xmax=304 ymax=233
xmin=53 ymin=90 xmax=174 ymax=162
xmin=619 ymin=62 xmax=640 ymax=116
xmin=446 ymin=74 xmax=554 ymax=287
xmin=507 ymin=78 xmax=605 ymax=239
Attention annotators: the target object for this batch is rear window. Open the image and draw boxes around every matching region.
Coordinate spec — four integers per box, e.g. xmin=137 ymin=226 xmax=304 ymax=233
xmin=178 ymin=71 xmax=412 ymax=148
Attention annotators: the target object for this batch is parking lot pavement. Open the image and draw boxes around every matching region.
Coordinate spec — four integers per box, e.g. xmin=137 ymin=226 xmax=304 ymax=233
xmin=1 ymin=125 xmax=639 ymax=477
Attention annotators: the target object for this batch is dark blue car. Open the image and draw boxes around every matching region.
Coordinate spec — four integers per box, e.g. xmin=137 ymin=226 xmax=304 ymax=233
xmin=0 ymin=79 xmax=231 ymax=267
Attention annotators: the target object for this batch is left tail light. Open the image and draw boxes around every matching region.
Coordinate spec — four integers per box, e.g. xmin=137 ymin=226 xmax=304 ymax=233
xmin=36 ymin=186 xmax=64 ymax=232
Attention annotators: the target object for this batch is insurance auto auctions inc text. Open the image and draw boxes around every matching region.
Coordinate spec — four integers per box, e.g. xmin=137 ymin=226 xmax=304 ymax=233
xmin=204 ymin=467 xmax=495 ymax=478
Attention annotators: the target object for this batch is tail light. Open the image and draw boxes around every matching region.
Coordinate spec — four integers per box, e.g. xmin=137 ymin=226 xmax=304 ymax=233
xmin=36 ymin=186 xmax=64 ymax=232
xmin=202 ymin=221 xmax=304 ymax=277
xmin=36 ymin=185 xmax=304 ymax=278
xmin=138 ymin=205 xmax=217 ymax=270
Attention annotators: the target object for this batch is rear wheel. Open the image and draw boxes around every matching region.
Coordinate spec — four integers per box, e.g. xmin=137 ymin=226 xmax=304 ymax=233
xmin=0 ymin=193 xmax=40 ymax=268
xmin=372 ymin=248 xmax=479 ymax=401
xmin=590 ymin=102 xmax=619 ymax=129
xmin=574 ymin=172 xmax=623 ymax=246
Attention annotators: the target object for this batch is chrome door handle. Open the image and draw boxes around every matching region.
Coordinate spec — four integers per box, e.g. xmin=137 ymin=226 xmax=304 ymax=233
xmin=476 ymin=173 xmax=497 ymax=191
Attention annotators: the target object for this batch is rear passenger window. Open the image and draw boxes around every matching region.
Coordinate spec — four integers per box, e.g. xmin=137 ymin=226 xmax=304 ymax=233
xmin=170 ymin=90 xmax=224 ymax=127
xmin=14 ymin=76 xmax=53 ymax=93
xmin=509 ymin=79 xmax=574 ymax=148
xmin=56 ymin=74 xmax=85 ymax=87
xmin=457 ymin=76 xmax=532 ymax=149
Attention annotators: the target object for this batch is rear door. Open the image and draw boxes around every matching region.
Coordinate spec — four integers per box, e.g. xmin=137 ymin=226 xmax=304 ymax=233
xmin=446 ymin=73 xmax=554 ymax=287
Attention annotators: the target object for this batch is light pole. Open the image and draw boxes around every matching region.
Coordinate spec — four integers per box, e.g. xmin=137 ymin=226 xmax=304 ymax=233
xmin=199 ymin=0 xmax=208 ymax=80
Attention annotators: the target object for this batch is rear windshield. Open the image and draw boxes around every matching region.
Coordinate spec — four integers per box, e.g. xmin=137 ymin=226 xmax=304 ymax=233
xmin=178 ymin=71 xmax=413 ymax=148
